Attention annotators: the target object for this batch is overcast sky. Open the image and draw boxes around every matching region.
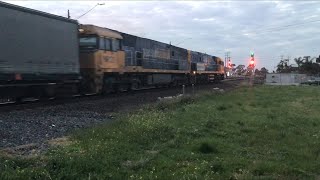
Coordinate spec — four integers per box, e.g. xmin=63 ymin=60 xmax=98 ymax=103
xmin=4 ymin=1 xmax=320 ymax=71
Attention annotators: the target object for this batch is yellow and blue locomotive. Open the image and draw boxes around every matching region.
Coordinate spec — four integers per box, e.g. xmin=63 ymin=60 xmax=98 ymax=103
xmin=79 ymin=24 xmax=225 ymax=94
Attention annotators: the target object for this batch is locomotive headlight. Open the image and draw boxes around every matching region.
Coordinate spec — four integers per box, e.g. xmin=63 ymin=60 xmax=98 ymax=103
xmin=193 ymin=71 xmax=196 ymax=74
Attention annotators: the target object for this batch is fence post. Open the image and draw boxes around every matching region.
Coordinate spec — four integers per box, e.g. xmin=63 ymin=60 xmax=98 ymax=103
xmin=192 ymin=84 xmax=194 ymax=95
xmin=182 ymin=85 xmax=185 ymax=95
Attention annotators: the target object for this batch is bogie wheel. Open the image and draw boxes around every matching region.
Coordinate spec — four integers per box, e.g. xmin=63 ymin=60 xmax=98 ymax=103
xmin=130 ymin=81 xmax=140 ymax=90
xmin=14 ymin=96 xmax=24 ymax=103
xmin=102 ymin=83 xmax=113 ymax=95
xmin=44 ymin=86 xmax=56 ymax=98
xmin=172 ymin=79 xmax=178 ymax=87
xmin=113 ymin=83 xmax=120 ymax=93
xmin=0 ymin=96 xmax=13 ymax=103
xmin=102 ymin=77 xmax=116 ymax=95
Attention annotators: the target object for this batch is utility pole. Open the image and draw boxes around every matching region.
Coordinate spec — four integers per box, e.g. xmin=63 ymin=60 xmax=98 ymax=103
xmin=67 ymin=9 xmax=70 ymax=19
xmin=228 ymin=54 xmax=232 ymax=77
xmin=225 ymin=52 xmax=227 ymax=67
xmin=224 ymin=51 xmax=231 ymax=77
xmin=225 ymin=51 xmax=231 ymax=67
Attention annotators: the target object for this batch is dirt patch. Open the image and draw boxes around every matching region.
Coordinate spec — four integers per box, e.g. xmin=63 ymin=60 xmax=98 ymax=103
xmin=122 ymin=158 xmax=151 ymax=169
xmin=0 ymin=143 xmax=43 ymax=158
xmin=145 ymin=150 xmax=159 ymax=155
xmin=48 ymin=136 xmax=72 ymax=147
xmin=1 ymin=136 xmax=73 ymax=158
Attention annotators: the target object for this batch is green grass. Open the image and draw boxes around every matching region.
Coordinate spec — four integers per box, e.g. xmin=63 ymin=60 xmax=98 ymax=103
xmin=1 ymin=85 xmax=320 ymax=180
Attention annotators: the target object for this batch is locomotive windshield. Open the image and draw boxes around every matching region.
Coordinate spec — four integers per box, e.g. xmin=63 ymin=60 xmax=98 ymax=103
xmin=79 ymin=37 xmax=97 ymax=50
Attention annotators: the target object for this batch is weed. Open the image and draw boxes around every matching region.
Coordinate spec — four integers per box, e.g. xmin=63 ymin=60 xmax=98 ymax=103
xmin=205 ymin=119 xmax=221 ymax=129
xmin=237 ymin=121 xmax=245 ymax=126
xmin=240 ymin=127 xmax=255 ymax=134
xmin=217 ymin=105 xmax=227 ymax=111
xmin=198 ymin=142 xmax=218 ymax=154
xmin=210 ymin=161 xmax=225 ymax=173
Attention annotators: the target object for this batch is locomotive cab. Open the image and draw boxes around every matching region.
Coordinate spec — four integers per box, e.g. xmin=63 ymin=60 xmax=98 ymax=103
xmin=79 ymin=25 xmax=125 ymax=94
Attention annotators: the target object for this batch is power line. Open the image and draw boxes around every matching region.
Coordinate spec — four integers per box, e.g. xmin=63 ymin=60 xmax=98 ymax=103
xmin=254 ymin=19 xmax=320 ymax=33
xmin=174 ymin=38 xmax=192 ymax=46
xmin=209 ymin=18 xmax=320 ymax=40
xmin=242 ymin=19 xmax=320 ymax=38
xmin=250 ymin=17 xmax=316 ymax=32
xmin=76 ymin=3 xmax=105 ymax=20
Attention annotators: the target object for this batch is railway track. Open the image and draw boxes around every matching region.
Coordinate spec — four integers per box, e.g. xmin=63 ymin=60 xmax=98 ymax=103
xmin=0 ymin=78 xmax=245 ymax=111
xmin=0 ymin=85 xmax=178 ymax=110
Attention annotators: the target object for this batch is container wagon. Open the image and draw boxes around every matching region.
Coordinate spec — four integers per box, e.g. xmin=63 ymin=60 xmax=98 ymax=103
xmin=0 ymin=2 xmax=80 ymax=101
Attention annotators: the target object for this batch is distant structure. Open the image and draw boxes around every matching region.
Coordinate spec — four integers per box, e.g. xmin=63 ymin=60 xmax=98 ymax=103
xmin=265 ymin=73 xmax=308 ymax=85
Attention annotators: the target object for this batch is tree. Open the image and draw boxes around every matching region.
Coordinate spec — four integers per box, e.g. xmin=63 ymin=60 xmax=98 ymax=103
xmin=276 ymin=55 xmax=320 ymax=74
xmin=294 ymin=57 xmax=303 ymax=67
xmin=235 ymin=65 xmax=246 ymax=76
xmin=246 ymin=69 xmax=253 ymax=76
xmin=293 ymin=56 xmax=320 ymax=75
xmin=316 ymin=55 xmax=320 ymax=63
xmin=260 ymin=67 xmax=268 ymax=74
xmin=276 ymin=58 xmax=290 ymax=73
xmin=254 ymin=67 xmax=268 ymax=78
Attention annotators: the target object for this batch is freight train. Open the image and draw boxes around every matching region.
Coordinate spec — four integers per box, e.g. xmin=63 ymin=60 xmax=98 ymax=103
xmin=0 ymin=2 xmax=225 ymax=101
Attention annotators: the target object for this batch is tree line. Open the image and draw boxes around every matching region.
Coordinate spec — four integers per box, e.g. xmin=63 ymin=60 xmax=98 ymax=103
xmin=233 ymin=65 xmax=269 ymax=77
xmin=276 ymin=56 xmax=320 ymax=75
xmin=230 ymin=55 xmax=320 ymax=77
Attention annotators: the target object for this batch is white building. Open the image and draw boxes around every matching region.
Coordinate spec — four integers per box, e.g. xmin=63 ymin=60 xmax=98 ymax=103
xmin=265 ymin=73 xmax=309 ymax=85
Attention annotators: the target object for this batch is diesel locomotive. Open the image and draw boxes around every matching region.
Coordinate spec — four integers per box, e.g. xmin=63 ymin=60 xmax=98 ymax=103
xmin=79 ymin=24 xmax=225 ymax=94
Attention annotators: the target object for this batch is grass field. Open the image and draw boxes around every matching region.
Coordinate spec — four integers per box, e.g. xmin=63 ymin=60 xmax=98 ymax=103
xmin=1 ymin=85 xmax=320 ymax=180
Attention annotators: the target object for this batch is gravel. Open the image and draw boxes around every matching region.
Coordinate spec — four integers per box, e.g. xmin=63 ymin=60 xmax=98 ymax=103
xmin=0 ymin=105 xmax=108 ymax=148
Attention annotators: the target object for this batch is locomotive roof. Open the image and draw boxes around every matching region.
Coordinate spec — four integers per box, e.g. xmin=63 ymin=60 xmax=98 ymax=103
xmin=79 ymin=24 xmax=123 ymax=39
xmin=120 ymin=31 xmax=188 ymax=51
xmin=79 ymin=25 xmax=223 ymax=60
xmin=120 ymin=31 xmax=222 ymax=59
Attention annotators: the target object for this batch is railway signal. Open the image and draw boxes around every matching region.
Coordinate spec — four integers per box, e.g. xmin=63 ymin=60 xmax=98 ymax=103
xmin=249 ymin=52 xmax=255 ymax=68
xmin=228 ymin=60 xmax=232 ymax=68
